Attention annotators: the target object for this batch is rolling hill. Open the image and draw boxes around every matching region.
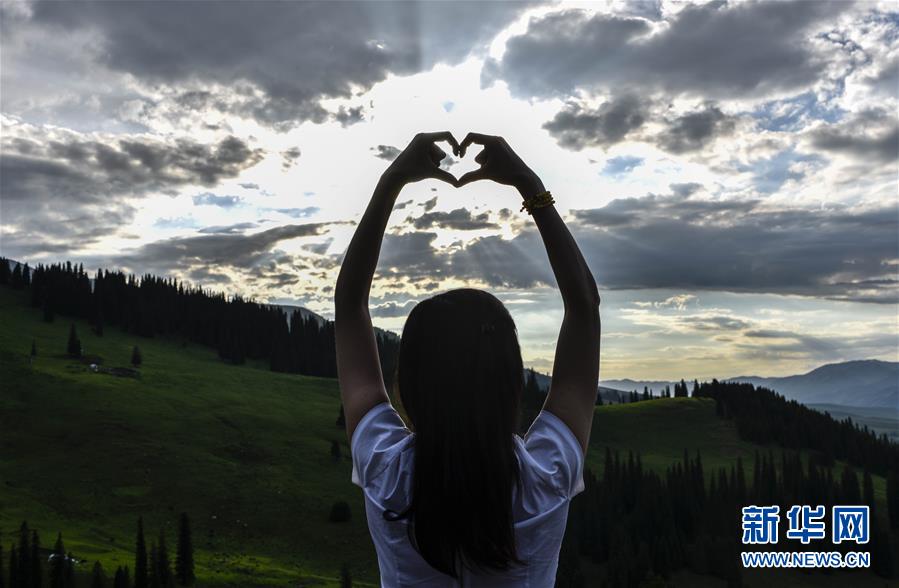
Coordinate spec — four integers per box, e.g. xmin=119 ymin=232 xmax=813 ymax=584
xmin=0 ymin=284 xmax=892 ymax=587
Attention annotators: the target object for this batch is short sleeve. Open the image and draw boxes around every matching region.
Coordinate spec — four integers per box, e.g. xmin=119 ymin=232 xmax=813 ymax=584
xmin=350 ymin=402 xmax=411 ymax=488
xmin=524 ymin=410 xmax=586 ymax=499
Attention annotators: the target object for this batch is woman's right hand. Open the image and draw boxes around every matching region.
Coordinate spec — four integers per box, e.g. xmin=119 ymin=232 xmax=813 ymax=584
xmin=455 ymin=133 xmax=545 ymax=198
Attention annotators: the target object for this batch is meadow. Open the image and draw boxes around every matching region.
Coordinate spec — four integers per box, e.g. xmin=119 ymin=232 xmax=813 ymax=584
xmin=0 ymin=286 xmax=891 ymax=586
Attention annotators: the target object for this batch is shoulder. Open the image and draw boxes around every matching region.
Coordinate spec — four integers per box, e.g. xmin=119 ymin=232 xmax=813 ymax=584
xmin=350 ymin=402 xmax=413 ymax=489
xmin=520 ymin=410 xmax=586 ymax=499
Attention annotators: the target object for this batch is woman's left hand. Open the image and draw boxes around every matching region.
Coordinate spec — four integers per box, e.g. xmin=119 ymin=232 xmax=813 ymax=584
xmin=383 ymin=132 xmax=460 ymax=186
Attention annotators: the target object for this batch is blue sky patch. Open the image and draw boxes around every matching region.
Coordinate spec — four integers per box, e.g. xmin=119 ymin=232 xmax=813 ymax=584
xmin=602 ymin=155 xmax=644 ymax=177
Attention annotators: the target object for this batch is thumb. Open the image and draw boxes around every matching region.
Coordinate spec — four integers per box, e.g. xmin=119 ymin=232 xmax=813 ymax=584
xmin=456 ymin=167 xmax=489 ymax=187
xmin=430 ymin=167 xmax=457 ymax=186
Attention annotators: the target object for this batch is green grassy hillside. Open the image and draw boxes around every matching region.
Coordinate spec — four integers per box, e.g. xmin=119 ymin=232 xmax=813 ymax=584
xmin=0 ymin=285 xmax=891 ymax=586
xmin=0 ymin=286 xmax=375 ymax=586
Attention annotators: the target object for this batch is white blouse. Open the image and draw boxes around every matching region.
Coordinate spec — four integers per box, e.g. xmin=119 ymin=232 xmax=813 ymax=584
xmin=351 ymin=402 xmax=586 ymax=587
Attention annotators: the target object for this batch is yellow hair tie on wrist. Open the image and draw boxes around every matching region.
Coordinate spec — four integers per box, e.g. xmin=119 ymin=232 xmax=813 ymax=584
xmin=520 ymin=190 xmax=555 ymax=215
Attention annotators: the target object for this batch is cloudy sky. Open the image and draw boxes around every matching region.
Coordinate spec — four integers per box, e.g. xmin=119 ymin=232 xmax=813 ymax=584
xmin=1 ymin=0 xmax=897 ymax=381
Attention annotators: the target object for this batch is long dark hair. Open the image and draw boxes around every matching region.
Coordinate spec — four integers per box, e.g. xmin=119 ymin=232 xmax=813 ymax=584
xmin=386 ymin=288 xmax=526 ymax=580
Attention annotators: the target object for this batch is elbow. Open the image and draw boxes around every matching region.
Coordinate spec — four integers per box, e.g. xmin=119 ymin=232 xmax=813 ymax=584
xmin=333 ymin=279 xmax=365 ymax=316
xmin=565 ymin=281 xmax=601 ymax=317
xmin=333 ymin=276 xmax=352 ymax=312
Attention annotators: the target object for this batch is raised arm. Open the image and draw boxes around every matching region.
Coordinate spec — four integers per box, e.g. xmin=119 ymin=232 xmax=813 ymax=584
xmin=457 ymin=133 xmax=601 ymax=455
xmin=334 ymin=132 xmax=459 ymax=443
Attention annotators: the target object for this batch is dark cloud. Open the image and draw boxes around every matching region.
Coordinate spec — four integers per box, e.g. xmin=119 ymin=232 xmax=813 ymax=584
xmin=370 ymin=187 xmax=897 ymax=302
xmin=374 ymin=229 xmax=553 ymax=290
xmin=737 ymin=329 xmax=840 ymax=357
xmin=408 ymin=208 xmax=500 ymax=231
xmin=198 ymin=222 xmax=258 ymax=234
xmin=334 ymin=105 xmax=365 ymax=127
xmin=281 ymin=147 xmax=301 ymax=170
xmin=543 ymin=95 xmax=647 ymax=149
xmin=372 ymin=145 xmax=401 ymax=161
xmin=808 ymin=109 xmax=899 ymax=163
xmin=187 ymin=266 xmax=233 ymax=285
xmin=569 ymin=193 xmax=899 ymax=303
xmin=680 ymin=315 xmax=752 ymax=331
xmin=106 ymin=222 xmax=336 ymax=276
xmin=272 ymin=207 xmax=320 ymax=218
xmin=544 ymin=97 xmax=737 ymax=154
xmin=3 ymin=134 xmax=263 ymax=196
xmin=862 ymin=55 xmax=899 ymax=97
xmin=657 ymin=105 xmax=737 ymax=154
xmin=301 ymin=239 xmax=334 ymax=256
xmin=192 ymin=193 xmax=242 ymax=208
xmin=23 ymin=1 xmax=535 ymax=128
xmin=0 ymin=131 xmax=263 ymax=257
xmin=370 ymin=299 xmax=418 ymax=318
xmin=422 ymin=196 xmax=438 ymax=212
xmin=485 ymin=1 xmax=847 ymax=100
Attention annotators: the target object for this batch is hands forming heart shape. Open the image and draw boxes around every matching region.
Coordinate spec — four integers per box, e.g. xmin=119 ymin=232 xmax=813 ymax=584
xmin=384 ymin=131 xmax=545 ymax=198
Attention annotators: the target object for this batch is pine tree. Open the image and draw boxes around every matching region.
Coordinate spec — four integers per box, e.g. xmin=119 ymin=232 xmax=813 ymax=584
xmin=555 ymin=524 xmax=585 ymax=587
xmin=10 ymin=263 xmax=22 ymax=289
xmin=30 ymin=530 xmax=42 ymax=588
xmin=131 ymin=346 xmax=142 ymax=368
xmin=135 ymin=517 xmax=148 ymax=588
xmin=149 ymin=543 xmax=159 ymax=588
xmin=840 ymin=465 xmax=861 ymax=504
xmin=9 ymin=546 xmax=17 ymax=588
xmin=157 ymin=530 xmax=172 ymax=588
xmin=113 ymin=566 xmax=131 ymax=588
xmin=0 ymin=257 xmax=10 ymax=284
xmin=67 ymin=323 xmax=82 ymax=357
xmin=49 ymin=533 xmax=65 ymax=588
xmin=175 ymin=513 xmax=194 ymax=586
xmin=339 ymin=563 xmax=352 ymax=588
xmin=863 ymin=469 xmax=875 ymax=510
xmin=64 ymin=552 xmax=75 ymax=588
xmin=888 ymin=469 xmax=899 ymax=530
xmin=18 ymin=521 xmax=31 ymax=588
xmin=92 ymin=561 xmax=105 ymax=588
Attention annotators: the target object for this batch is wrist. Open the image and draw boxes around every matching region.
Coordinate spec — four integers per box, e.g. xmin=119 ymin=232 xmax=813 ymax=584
xmin=378 ymin=168 xmax=408 ymax=193
xmin=513 ymin=171 xmax=545 ymax=200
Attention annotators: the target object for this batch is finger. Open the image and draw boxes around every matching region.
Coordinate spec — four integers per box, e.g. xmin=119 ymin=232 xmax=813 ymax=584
xmin=430 ymin=168 xmax=457 ymax=186
xmin=456 ymin=167 xmax=490 ymax=187
xmin=474 ymin=148 xmax=489 ymax=165
xmin=421 ymin=131 xmax=460 ymax=156
xmin=459 ymin=132 xmax=493 ymax=157
xmin=429 ymin=143 xmax=447 ymax=166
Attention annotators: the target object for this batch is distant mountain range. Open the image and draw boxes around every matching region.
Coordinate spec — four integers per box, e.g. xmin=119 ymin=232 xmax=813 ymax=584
xmin=271 ymin=303 xmax=329 ymax=326
xmin=601 ymin=360 xmax=898 ymax=410
xmin=727 ymin=359 xmax=898 ymax=410
xmin=600 ymin=377 xmax=683 ymax=396
xmin=530 ymin=368 xmax=629 ymax=403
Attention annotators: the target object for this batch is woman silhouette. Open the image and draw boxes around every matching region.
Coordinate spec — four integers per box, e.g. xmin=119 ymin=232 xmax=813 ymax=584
xmin=335 ymin=131 xmax=601 ymax=587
